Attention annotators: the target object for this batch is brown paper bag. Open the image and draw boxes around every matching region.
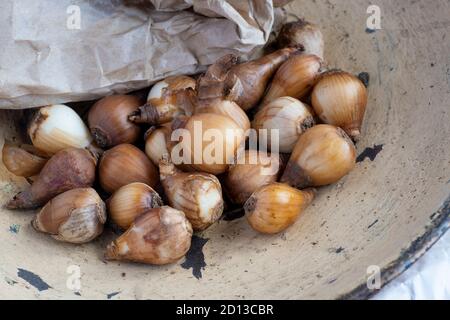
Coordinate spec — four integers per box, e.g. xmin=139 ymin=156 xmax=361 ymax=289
xmin=0 ymin=0 xmax=289 ymax=109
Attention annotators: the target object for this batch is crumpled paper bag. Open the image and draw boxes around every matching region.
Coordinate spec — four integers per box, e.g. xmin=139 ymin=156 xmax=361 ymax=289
xmin=0 ymin=0 xmax=288 ymax=109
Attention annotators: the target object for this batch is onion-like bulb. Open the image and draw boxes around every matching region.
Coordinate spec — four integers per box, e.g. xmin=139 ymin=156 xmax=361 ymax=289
xmin=88 ymin=95 xmax=141 ymax=148
xmin=7 ymin=148 xmax=96 ymax=210
xmin=261 ymin=54 xmax=322 ymax=106
xmin=2 ymin=141 xmax=48 ymax=178
xmin=252 ymin=97 xmax=315 ymax=153
xmin=105 ymin=206 xmax=193 ymax=265
xmin=107 ymin=182 xmax=163 ymax=230
xmin=159 ymin=157 xmax=224 ymax=231
xmin=277 ymin=20 xmax=324 ymax=60
xmin=32 ymin=188 xmax=106 ymax=244
xmin=311 ymin=70 xmax=368 ymax=141
xmin=99 ymin=144 xmax=159 ymax=194
xmin=171 ymin=113 xmax=246 ymax=175
xmin=245 ymin=183 xmax=315 ymax=234
xmin=28 ymin=104 xmax=99 ymax=156
xmin=281 ymin=124 xmax=356 ymax=188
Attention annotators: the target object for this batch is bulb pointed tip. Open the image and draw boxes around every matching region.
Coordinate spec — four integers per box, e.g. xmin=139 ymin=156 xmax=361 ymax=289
xmin=348 ymin=129 xmax=361 ymax=143
xmin=302 ymin=188 xmax=317 ymax=205
xmin=105 ymin=243 xmax=118 ymax=261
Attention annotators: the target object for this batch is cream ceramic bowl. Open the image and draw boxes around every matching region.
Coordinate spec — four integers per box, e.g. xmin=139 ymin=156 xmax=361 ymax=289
xmin=0 ymin=0 xmax=449 ymax=299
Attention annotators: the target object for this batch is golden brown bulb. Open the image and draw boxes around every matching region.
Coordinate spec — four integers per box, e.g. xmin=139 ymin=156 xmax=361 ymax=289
xmin=2 ymin=141 xmax=48 ymax=178
xmin=32 ymin=188 xmax=106 ymax=244
xmin=99 ymin=144 xmax=159 ymax=194
xmin=159 ymin=157 xmax=224 ymax=231
xmin=7 ymin=148 xmax=96 ymax=210
xmin=108 ymin=182 xmax=163 ymax=230
xmin=311 ymin=70 xmax=368 ymax=141
xmin=262 ymin=54 xmax=322 ymax=105
xmin=171 ymin=113 xmax=246 ymax=175
xmin=88 ymin=95 xmax=141 ymax=148
xmin=245 ymin=183 xmax=315 ymax=234
xmin=105 ymin=206 xmax=193 ymax=265
xmin=281 ymin=124 xmax=356 ymax=188
xmin=277 ymin=20 xmax=324 ymax=60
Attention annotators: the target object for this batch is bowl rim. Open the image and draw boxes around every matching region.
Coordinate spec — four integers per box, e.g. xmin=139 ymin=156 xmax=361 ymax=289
xmin=338 ymin=194 xmax=450 ymax=300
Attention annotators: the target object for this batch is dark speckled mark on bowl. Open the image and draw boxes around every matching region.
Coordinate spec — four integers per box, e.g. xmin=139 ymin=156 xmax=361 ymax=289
xmin=335 ymin=247 xmax=345 ymax=254
xmin=328 ymin=278 xmax=337 ymax=284
xmin=358 ymin=72 xmax=370 ymax=88
xmin=356 ymin=144 xmax=384 ymax=163
xmin=367 ymin=219 xmax=379 ymax=229
xmin=5 ymin=277 xmax=17 ymax=286
xmin=17 ymin=268 xmax=51 ymax=292
xmin=9 ymin=224 xmax=20 ymax=234
xmin=107 ymin=291 xmax=120 ymax=299
xmin=181 ymin=235 xmax=209 ymax=279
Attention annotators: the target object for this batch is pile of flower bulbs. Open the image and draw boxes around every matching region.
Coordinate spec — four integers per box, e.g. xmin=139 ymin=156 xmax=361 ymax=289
xmin=3 ymin=20 xmax=368 ymax=265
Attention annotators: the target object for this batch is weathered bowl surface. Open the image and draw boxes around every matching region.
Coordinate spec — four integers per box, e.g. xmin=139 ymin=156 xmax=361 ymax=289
xmin=0 ymin=0 xmax=449 ymax=299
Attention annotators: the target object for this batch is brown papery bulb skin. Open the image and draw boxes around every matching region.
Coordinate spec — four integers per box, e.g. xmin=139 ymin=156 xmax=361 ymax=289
xmin=32 ymin=188 xmax=106 ymax=244
xmin=245 ymin=183 xmax=315 ymax=234
xmin=2 ymin=141 xmax=48 ymax=178
xmin=99 ymin=144 xmax=159 ymax=194
xmin=277 ymin=20 xmax=324 ymax=60
xmin=225 ymin=150 xmax=281 ymax=205
xmin=128 ymin=76 xmax=196 ymax=125
xmin=281 ymin=124 xmax=356 ymax=189
xmin=172 ymin=113 xmax=246 ymax=175
xmin=105 ymin=206 xmax=193 ymax=265
xmin=108 ymin=182 xmax=163 ymax=230
xmin=196 ymin=54 xmax=238 ymax=102
xmin=262 ymin=54 xmax=322 ymax=106
xmin=159 ymin=157 xmax=224 ymax=231
xmin=197 ymin=47 xmax=302 ymax=111
xmin=7 ymin=148 xmax=96 ymax=210
xmin=252 ymin=97 xmax=316 ymax=153
xmin=226 ymin=47 xmax=303 ymax=110
xmin=88 ymin=95 xmax=141 ymax=148
xmin=311 ymin=71 xmax=368 ymax=141
xmin=194 ymin=100 xmax=251 ymax=132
